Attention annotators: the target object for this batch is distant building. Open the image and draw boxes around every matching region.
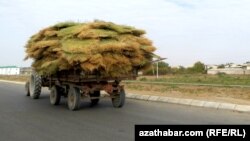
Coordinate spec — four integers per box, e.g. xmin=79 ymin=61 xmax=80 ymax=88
xmin=20 ymin=67 xmax=32 ymax=75
xmin=225 ymin=64 xmax=243 ymax=68
xmin=247 ymin=65 xmax=250 ymax=70
xmin=207 ymin=63 xmax=250 ymax=75
xmin=0 ymin=66 xmax=20 ymax=75
xmin=243 ymin=62 xmax=250 ymax=70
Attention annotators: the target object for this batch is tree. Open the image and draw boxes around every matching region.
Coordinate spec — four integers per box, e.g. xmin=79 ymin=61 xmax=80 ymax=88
xmin=172 ymin=66 xmax=186 ymax=74
xmin=217 ymin=64 xmax=225 ymax=69
xmin=188 ymin=61 xmax=206 ymax=74
xmin=143 ymin=61 xmax=171 ymax=75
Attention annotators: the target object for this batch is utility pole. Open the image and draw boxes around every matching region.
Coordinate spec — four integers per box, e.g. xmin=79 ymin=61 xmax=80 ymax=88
xmin=152 ymin=64 xmax=155 ymax=75
xmin=151 ymin=57 xmax=166 ymax=79
xmin=156 ymin=61 xmax=158 ymax=79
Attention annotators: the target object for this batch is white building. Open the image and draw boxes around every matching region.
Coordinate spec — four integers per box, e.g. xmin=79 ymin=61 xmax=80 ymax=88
xmin=243 ymin=63 xmax=250 ymax=70
xmin=207 ymin=63 xmax=250 ymax=75
xmin=0 ymin=66 xmax=20 ymax=75
xmin=227 ymin=64 xmax=243 ymax=68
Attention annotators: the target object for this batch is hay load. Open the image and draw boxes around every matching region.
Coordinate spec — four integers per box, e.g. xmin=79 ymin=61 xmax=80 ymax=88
xmin=24 ymin=20 xmax=157 ymax=77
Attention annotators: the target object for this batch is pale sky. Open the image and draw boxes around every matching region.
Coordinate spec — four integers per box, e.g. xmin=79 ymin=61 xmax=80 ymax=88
xmin=0 ymin=0 xmax=250 ymax=67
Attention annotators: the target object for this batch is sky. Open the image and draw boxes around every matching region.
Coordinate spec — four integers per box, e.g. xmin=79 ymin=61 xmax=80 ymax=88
xmin=0 ymin=0 xmax=250 ymax=67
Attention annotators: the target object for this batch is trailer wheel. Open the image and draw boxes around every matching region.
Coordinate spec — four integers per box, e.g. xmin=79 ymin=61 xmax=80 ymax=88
xmin=25 ymin=81 xmax=30 ymax=96
xmin=29 ymin=71 xmax=42 ymax=99
xmin=112 ymin=89 xmax=125 ymax=108
xmin=90 ymin=91 xmax=100 ymax=106
xmin=50 ymin=86 xmax=61 ymax=105
xmin=67 ymin=86 xmax=81 ymax=111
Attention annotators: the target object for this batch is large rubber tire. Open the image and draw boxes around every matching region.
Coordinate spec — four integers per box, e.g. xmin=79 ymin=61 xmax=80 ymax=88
xmin=25 ymin=81 xmax=30 ymax=96
xmin=50 ymin=86 xmax=61 ymax=105
xmin=112 ymin=89 xmax=125 ymax=108
xmin=90 ymin=91 xmax=100 ymax=106
xmin=67 ymin=86 xmax=81 ymax=111
xmin=29 ymin=72 xmax=42 ymax=99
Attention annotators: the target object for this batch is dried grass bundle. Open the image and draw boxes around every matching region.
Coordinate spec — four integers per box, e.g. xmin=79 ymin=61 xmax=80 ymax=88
xmin=24 ymin=20 xmax=157 ymax=77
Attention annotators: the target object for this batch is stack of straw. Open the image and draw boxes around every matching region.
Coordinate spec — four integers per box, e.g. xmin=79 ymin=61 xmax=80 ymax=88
xmin=24 ymin=20 xmax=157 ymax=77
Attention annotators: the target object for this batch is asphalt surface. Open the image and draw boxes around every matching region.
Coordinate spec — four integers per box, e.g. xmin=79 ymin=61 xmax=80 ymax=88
xmin=1 ymin=82 xmax=250 ymax=141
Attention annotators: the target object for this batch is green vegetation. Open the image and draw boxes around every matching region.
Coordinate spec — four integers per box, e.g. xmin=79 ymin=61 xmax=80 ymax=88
xmin=124 ymin=82 xmax=250 ymax=102
xmin=137 ymin=74 xmax=250 ymax=86
xmin=140 ymin=60 xmax=250 ymax=86
xmin=217 ymin=64 xmax=225 ymax=69
xmin=143 ymin=61 xmax=206 ymax=75
xmin=188 ymin=61 xmax=206 ymax=74
xmin=143 ymin=61 xmax=171 ymax=75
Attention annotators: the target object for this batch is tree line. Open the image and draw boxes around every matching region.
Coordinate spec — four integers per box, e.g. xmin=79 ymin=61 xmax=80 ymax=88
xmin=143 ymin=61 xmax=206 ymax=75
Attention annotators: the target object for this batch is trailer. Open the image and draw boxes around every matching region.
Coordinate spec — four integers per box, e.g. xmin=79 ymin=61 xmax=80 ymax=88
xmin=25 ymin=69 xmax=138 ymax=111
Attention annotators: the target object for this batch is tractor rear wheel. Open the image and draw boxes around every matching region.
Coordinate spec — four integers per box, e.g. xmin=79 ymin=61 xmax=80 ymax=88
xmin=67 ymin=86 xmax=81 ymax=111
xmin=50 ymin=86 xmax=61 ymax=105
xmin=112 ymin=89 xmax=125 ymax=108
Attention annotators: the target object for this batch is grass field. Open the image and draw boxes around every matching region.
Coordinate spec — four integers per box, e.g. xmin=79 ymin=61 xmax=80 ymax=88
xmin=124 ymin=74 xmax=250 ymax=104
xmin=136 ymin=74 xmax=250 ymax=85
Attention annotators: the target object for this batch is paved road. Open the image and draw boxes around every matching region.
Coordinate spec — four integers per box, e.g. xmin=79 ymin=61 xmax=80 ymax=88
xmin=1 ymin=82 xmax=250 ymax=141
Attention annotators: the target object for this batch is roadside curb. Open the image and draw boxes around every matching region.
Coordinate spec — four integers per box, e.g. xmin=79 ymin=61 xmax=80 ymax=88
xmin=126 ymin=93 xmax=250 ymax=113
xmin=0 ymin=80 xmax=25 ymax=85
xmin=1 ymin=80 xmax=250 ymax=113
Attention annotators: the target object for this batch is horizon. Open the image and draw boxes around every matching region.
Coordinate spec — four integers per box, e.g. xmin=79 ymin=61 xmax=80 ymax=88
xmin=1 ymin=60 xmax=250 ymax=68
